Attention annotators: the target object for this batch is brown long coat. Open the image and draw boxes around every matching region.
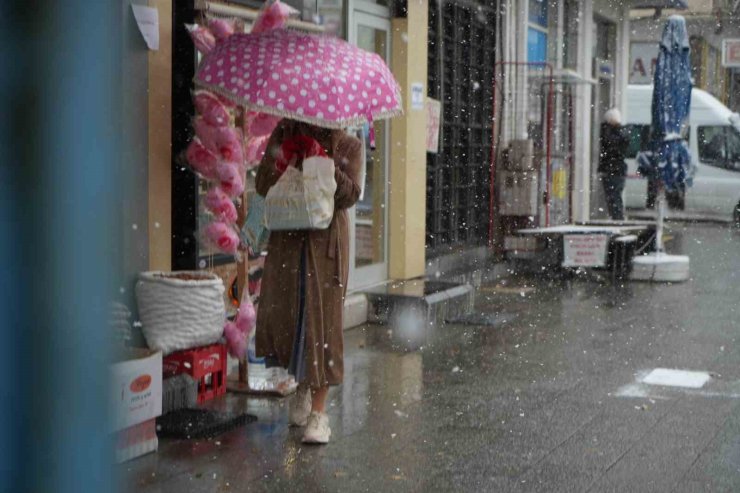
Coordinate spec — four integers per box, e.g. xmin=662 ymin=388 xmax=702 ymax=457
xmin=255 ymin=120 xmax=362 ymax=388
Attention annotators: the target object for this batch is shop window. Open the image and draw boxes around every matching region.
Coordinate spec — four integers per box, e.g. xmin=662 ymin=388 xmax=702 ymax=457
xmin=563 ymin=0 xmax=579 ymax=69
xmin=527 ymin=28 xmax=548 ymax=63
xmin=529 ymin=0 xmax=547 ymax=26
xmin=527 ymin=0 xmax=548 ymax=64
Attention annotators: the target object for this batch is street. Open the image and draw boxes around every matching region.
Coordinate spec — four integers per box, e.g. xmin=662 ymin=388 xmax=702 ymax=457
xmin=123 ymin=222 xmax=740 ymax=492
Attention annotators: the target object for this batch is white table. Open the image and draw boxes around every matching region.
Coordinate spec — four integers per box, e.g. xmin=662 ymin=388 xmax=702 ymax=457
xmin=515 ymin=222 xmax=656 ymax=280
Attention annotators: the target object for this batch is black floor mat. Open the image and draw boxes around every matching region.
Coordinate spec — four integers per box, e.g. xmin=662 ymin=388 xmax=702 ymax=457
xmin=445 ymin=313 xmax=516 ymax=326
xmin=156 ymin=408 xmax=256 ymax=440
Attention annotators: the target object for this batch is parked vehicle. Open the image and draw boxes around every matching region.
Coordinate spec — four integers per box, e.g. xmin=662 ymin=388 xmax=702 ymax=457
xmin=623 ymin=85 xmax=740 ymax=225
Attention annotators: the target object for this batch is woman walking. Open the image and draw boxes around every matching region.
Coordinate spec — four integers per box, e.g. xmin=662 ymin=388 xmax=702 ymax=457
xmin=255 ymin=119 xmax=362 ymax=444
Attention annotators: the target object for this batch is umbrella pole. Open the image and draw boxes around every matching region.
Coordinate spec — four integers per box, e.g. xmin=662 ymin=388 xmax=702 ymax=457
xmin=655 ymin=185 xmax=665 ymax=254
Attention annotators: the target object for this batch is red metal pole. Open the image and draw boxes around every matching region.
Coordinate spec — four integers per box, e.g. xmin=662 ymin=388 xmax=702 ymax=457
xmin=545 ymin=65 xmax=554 ymax=227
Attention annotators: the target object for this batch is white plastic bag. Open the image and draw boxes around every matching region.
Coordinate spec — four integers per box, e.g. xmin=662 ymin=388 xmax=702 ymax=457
xmin=264 ymin=156 xmax=337 ymax=230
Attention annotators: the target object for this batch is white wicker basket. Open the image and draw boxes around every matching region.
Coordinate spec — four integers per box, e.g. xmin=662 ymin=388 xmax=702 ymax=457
xmin=135 ymin=271 xmax=225 ymax=355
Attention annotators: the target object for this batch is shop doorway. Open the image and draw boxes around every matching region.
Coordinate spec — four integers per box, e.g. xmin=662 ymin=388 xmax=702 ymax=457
xmin=590 ymin=15 xmax=617 ymax=219
xmin=347 ymin=8 xmax=391 ymax=290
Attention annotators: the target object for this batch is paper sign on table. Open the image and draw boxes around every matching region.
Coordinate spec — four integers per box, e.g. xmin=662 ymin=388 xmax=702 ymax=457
xmin=131 ymin=4 xmax=160 ymax=51
xmin=562 ymin=234 xmax=608 ymax=268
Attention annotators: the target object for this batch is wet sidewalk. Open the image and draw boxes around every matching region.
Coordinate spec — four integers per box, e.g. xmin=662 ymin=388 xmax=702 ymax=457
xmin=122 ymin=223 xmax=740 ymax=492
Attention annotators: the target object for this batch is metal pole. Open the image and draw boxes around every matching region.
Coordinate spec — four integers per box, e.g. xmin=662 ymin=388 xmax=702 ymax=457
xmin=656 ymin=187 xmax=665 ymax=253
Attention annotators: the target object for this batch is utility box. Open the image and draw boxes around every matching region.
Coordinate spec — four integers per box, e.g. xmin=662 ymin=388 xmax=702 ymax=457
xmin=499 ymin=170 xmax=538 ymax=216
xmin=506 ymin=139 xmax=534 ymax=171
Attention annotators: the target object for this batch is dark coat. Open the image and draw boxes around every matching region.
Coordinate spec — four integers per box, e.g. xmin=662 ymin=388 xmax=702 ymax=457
xmin=598 ymin=123 xmax=629 ymax=177
xmin=254 ymin=120 xmax=362 ymax=388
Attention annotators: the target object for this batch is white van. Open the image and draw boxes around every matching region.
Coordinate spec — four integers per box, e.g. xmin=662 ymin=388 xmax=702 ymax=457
xmin=623 ymin=85 xmax=740 ymax=225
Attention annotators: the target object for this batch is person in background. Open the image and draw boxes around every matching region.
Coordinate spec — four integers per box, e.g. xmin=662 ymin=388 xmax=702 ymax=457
xmin=599 ymin=108 xmax=629 ymax=220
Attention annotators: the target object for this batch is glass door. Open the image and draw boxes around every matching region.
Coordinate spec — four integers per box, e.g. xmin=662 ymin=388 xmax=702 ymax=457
xmin=348 ymin=11 xmax=391 ymax=290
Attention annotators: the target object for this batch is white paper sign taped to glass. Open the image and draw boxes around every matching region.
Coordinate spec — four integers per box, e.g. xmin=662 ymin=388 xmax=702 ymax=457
xmin=562 ymin=234 xmax=609 ymax=268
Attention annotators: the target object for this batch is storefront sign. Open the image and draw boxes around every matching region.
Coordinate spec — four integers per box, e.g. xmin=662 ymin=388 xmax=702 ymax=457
xmin=723 ymin=39 xmax=740 ymax=68
xmin=562 ymin=234 xmax=609 ymax=268
xmin=411 ymin=83 xmax=425 ymax=110
xmin=629 ymin=42 xmax=659 ymax=84
xmin=426 ymin=98 xmax=441 ymax=153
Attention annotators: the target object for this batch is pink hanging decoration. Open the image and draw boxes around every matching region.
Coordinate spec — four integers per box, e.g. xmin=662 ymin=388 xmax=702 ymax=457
xmin=193 ymin=90 xmax=231 ymax=127
xmin=205 ymin=221 xmax=240 ymax=255
xmin=251 ymin=0 xmax=295 ymax=34
xmin=238 ymin=1 xmax=292 ymax=167
xmin=245 ymin=112 xmax=280 ymax=138
xmin=185 ymin=24 xmax=216 ymax=55
xmin=204 ymin=187 xmax=238 ymax=223
xmin=245 ymin=135 xmax=270 ymax=168
xmin=208 ymin=18 xmax=236 ymax=41
xmin=235 ymin=293 xmax=256 ymax=336
xmin=194 ymin=117 xmax=245 ymax=165
xmin=223 ymin=287 xmax=257 ymax=359
xmin=243 ymin=112 xmax=279 ymax=168
xmin=216 ymin=162 xmax=245 ymax=197
xmin=223 ymin=321 xmax=247 ymax=359
xmin=185 ymin=137 xmax=219 ymax=180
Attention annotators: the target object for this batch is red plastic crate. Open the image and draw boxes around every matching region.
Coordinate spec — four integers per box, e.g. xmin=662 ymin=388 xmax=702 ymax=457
xmin=163 ymin=343 xmax=227 ymax=403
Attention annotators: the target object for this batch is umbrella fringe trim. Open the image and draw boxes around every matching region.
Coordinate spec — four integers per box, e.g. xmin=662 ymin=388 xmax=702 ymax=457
xmin=194 ymin=79 xmax=404 ymax=129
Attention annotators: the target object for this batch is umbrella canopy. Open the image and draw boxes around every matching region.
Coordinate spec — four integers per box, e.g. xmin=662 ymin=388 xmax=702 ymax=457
xmin=194 ymin=29 xmax=402 ymax=130
xmin=650 ymin=15 xmax=692 ymax=191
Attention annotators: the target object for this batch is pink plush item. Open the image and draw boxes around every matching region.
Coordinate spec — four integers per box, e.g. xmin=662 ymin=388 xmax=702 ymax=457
xmin=193 ymin=90 xmax=231 ymax=127
xmin=216 ymin=162 xmax=245 ymax=197
xmin=185 ymin=137 xmax=219 ymax=180
xmin=251 ymin=0 xmax=295 ymax=34
xmin=235 ymin=292 xmax=257 ymax=337
xmin=194 ymin=117 xmax=245 ymax=165
xmin=245 ymin=111 xmax=279 ymax=138
xmin=185 ymin=24 xmax=216 ymax=54
xmin=204 ymin=187 xmax=238 ymax=223
xmin=223 ymin=289 xmax=256 ymax=358
xmin=205 ymin=221 xmax=240 ymax=255
xmin=243 ymin=112 xmax=279 ymax=168
xmin=223 ymin=321 xmax=247 ymax=359
xmin=208 ymin=18 xmax=236 ymax=41
xmin=244 ymin=135 xmax=269 ymax=169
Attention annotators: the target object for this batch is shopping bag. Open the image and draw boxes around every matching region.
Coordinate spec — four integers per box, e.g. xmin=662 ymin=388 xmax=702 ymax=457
xmin=264 ymin=156 xmax=337 ymax=230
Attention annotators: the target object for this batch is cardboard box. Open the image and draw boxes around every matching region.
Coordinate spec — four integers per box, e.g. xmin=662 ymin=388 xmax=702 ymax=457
xmin=110 ymin=348 xmax=163 ymax=432
xmin=114 ymin=418 xmax=158 ymax=463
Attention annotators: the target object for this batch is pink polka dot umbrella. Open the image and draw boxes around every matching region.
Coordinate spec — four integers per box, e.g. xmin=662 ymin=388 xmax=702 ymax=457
xmin=194 ymin=28 xmax=403 ymax=136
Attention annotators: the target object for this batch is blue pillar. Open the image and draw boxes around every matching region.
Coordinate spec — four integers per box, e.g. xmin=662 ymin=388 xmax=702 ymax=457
xmin=0 ymin=0 xmax=121 ymax=491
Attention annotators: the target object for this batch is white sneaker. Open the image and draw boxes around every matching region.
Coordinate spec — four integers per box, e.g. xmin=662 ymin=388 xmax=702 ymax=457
xmin=302 ymin=412 xmax=331 ymax=444
xmin=288 ymin=386 xmax=312 ymax=427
